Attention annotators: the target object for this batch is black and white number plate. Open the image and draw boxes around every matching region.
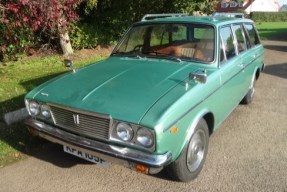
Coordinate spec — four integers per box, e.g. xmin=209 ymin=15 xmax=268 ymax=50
xmin=63 ymin=145 xmax=110 ymax=168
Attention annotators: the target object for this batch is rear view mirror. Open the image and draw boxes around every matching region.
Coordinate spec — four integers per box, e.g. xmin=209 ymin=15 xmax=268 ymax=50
xmin=189 ymin=70 xmax=207 ymax=84
xmin=64 ymin=59 xmax=76 ymax=73
xmin=64 ymin=59 xmax=73 ymax=68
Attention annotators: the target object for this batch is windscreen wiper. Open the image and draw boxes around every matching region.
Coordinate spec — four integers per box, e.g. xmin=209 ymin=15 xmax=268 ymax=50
xmin=143 ymin=51 xmax=182 ymax=63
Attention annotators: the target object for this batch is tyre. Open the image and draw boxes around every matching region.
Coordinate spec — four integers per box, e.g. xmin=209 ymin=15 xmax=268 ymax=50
xmin=166 ymin=118 xmax=209 ymax=182
xmin=241 ymin=75 xmax=256 ymax=104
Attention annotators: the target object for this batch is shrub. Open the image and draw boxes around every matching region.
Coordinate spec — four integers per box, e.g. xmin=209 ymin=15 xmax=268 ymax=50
xmin=0 ymin=24 xmax=37 ymax=61
xmin=0 ymin=0 xmax=80 ymax=60
xmin=69 ymin=23 xmax=98 ymax=49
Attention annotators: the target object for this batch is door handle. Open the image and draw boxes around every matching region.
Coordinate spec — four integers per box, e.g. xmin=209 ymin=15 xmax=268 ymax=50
xmin=239 ymin=63 xmax=244 ymax=68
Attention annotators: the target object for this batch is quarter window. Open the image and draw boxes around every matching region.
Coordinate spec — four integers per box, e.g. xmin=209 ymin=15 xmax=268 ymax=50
xmin=244 ymin=24 xmax=260 ymax=48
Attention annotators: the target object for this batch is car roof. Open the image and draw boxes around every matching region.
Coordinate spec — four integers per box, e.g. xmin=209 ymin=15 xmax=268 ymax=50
xmin=137 ymin=15 xmax=253 ymax=27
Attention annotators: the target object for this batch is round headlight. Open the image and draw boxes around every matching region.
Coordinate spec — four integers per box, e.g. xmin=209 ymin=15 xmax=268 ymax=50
xmin=136 ymin=128 xmax=154 ymax=148
xmin=116 ymin=122 xmax=134 ymax=142
xmin=40 ymin=105 xmax=51 ymax=119
xmin=29 ymin=101 xmax=40 ymax=116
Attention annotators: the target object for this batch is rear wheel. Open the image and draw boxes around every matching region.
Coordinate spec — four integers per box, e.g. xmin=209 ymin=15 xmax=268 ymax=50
xmin=167 ymin=119 xmax=209 ymax=182
xmin=241 ymin=75 xmax=256 ymax=104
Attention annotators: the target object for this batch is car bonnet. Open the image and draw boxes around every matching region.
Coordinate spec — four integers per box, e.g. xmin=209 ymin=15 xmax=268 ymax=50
xmin=26 ymin=57 xmax=193 ymax=124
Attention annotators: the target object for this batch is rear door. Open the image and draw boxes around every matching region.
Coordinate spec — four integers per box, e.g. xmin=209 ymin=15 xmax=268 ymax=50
xmin=231 ymin=23 xmax=251 ymax=93
xmin=216 ymin=24 xmax=246 ymax=121
xmin=242 ymin=23 xmax=265 ymax=80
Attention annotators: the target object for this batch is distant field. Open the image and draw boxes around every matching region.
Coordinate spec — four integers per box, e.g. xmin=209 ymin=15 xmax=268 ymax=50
xmin=255 ymin=22 xmax=287 ymax=41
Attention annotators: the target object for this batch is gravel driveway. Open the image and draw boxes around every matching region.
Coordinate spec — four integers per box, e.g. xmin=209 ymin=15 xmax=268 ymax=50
xmin=0 ymin=40 xmax=286 ymax=192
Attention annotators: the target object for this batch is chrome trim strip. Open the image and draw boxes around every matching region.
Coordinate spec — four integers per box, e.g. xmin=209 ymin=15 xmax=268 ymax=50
xmin=163 ymin=51 xmax=264 ymax=131
xmin=48 ymin=103 xmax=111 ymax=120
xmin=25 ymin=118 xmax=172 ymax=168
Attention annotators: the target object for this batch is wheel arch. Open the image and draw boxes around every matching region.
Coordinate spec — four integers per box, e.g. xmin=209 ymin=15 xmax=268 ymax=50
xmin=176 ymin=110 xmax=215 ymax=160
xmin=167 ymin=110 xmax=214 ymax=177
xmin=255 ymin=67 xmax=261 ymax=80
xmin=202 ymin=112 xmax=215 ymax=136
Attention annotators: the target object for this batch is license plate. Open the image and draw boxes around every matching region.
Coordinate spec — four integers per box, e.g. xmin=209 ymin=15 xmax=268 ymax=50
xmin=63 ymin=145 xmax=110 ymax=168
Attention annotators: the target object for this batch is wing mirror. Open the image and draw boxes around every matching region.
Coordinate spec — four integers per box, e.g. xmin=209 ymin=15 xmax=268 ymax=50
xmin=189 ymin=70 xmax=207 ymax=84
xmin=64 ymin=59 xmax=76 ymax=73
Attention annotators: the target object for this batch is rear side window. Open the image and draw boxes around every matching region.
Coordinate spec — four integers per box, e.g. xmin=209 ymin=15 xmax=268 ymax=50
xmin=233 ymin=24 xmax=247 ymax=53
xmin=220 ymin=26 xmax=236 ymax=60
xmin=244 ymin=24 xmax=260 ymax=48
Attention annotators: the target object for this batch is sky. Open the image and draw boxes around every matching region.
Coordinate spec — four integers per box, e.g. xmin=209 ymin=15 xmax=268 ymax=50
xmin=278 ymin=0 xmax=287 ymax=5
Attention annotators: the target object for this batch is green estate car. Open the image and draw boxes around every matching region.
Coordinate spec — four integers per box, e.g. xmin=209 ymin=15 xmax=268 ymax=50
xmin=24 ymin=13 xmax=264 ymax=182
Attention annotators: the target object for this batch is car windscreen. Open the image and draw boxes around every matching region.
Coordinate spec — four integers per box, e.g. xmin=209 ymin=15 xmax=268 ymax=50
xmin=112 ymin=23 xmax=215 ymax=63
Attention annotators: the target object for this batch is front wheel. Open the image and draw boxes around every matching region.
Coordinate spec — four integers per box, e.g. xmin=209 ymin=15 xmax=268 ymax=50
xmin=166 ymin=119 xmax=209 ymax=182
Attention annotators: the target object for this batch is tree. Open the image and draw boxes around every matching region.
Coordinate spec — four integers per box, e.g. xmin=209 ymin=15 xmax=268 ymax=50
xmin=78 ymin=0 xmax=218 ymax=43
xmin=0 ymin=0 xmax=80 ymax=55
xmin=173 ymin=0 xmax=217 ymax=15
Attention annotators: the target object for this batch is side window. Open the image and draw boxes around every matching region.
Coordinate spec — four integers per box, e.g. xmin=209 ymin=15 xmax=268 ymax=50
xmin=220 ymin=26 xmax=236 ymax=61
xmin=220 ymin=40 xmax=226 ymax=62
xmin=233 ymin=24 xmax=247 ymax=53
xmin=244 ymin=24 xmax=260 ymax=48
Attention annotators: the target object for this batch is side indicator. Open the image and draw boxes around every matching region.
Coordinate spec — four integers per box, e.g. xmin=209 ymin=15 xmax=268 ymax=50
xmin=170 ymin=127 xmax=178 ymax=134
xmin=27 ymin=127 xmax=39 ymax=136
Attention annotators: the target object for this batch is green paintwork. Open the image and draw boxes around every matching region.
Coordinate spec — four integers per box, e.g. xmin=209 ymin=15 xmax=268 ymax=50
xmin=26 ymin=57 xmax=206 ymax=125
xmin=25 ymin=16 xmax=265 ymax=161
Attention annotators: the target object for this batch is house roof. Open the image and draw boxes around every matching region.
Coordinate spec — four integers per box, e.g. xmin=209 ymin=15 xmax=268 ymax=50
xmin=279 ymin=4 xmax=287 ymax=11
xmin=216 ymin=0 xmax=282 ymax=13
xmin=216 ymin=0 xmax=254 ymax=12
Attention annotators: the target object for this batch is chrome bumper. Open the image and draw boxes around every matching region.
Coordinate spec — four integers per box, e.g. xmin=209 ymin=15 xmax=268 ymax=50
xmin=25 ymin=118 xmax=172 ymax=172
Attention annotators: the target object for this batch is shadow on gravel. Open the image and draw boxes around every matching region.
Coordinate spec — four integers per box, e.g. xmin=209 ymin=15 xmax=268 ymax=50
xmin=264 ymin=44 xmax=287 ymax=52
xmin=264 ymin=63 xmax=287 ymax=79
xmin=259 ymin=29 xmax=287 ymax=41
xmin=33 ymin=143 xmax=92 ymax=168
xmin=35 ymin=142 xmax=175 ymax=180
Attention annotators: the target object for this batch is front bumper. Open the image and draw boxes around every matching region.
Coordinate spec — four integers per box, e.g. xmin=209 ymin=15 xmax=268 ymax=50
xmin=25 ymin=118 xmax=172 ymax=173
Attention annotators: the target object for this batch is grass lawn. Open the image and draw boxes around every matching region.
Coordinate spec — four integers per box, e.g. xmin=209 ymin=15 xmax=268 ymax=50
xmin=255 ymin=22 xmax=287 ymax=41
xmin=0 ymin=52 xmax=107 ymax=167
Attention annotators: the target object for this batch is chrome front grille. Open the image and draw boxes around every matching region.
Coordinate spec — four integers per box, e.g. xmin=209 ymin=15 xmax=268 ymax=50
xmin=49 ymin=105 xmax=110 ymax=140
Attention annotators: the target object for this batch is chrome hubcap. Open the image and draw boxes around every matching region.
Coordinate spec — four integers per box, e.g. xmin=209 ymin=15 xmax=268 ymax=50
xmin=186 ymin=129 xmax=206 ymax=172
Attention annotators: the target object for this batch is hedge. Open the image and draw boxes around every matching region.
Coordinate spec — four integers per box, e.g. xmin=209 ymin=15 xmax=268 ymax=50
xmin=251 ymin=11 xmax=287 ymax=22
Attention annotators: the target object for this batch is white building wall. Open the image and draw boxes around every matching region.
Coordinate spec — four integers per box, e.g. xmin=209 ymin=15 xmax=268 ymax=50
xmin=245 ymin=0 xmax=281 ymax=13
